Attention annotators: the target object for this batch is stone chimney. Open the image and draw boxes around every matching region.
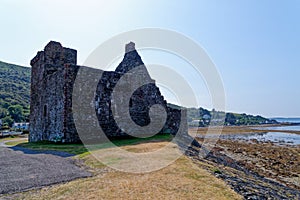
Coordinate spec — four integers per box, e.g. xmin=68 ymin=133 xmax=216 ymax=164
xmin=125 ymin=41 xmax=136 ymax=53
xmin=115 ymin=41 xmax=145 ymax=75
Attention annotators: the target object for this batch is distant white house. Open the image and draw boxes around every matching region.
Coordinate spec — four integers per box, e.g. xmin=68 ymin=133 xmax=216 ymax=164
xmin=189 ymin=119 xmax=200 ymax=126
xmin=13 ymin=122 xmax=29 ymax=130
xmin=202 ymin=114 xmax=211 ymax=124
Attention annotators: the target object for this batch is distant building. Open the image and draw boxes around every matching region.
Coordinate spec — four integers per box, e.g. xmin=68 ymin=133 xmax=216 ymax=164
xmin=13 ymin=122 xmax=29 ymax=130
xmin=202 ymin=114 xmax=211 ymax=120
xmin=189 ymin=119 xmax=200 ymax=127
xmin=202 ymin=114 xmax=211 ymax=123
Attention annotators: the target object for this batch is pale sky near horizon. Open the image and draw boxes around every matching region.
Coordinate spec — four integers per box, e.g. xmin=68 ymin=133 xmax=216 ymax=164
xmin=0 ymin=0 xmax=299 ymax=117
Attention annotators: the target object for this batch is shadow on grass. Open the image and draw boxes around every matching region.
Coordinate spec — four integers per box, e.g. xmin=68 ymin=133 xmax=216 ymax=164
xmin=8 ymin=145 xmax=76 ymax=158
xmin=12 ymin=134 xmax=173 ymax=156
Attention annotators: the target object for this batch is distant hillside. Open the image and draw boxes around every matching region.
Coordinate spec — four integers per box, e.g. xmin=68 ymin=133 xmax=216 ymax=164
xmin=0 ymin=60 xmax=276 ymax=128
xmin=0 ymin=61 xmax=30 ymax=126
xmin=187 ymin=107 xmax=277 ymax=127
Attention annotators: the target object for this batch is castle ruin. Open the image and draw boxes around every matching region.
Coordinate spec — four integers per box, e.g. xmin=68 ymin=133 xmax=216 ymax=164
xmin=29 ymin=41 xmax=184 ymax=143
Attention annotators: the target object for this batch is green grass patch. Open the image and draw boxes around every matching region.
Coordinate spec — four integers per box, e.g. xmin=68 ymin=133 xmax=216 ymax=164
xmin=111 ymin=134 xmax=172 ymax=146
xmin=16 ymin=141 xmax=88 ymax=155
xmin=82 ymin=134 xmax=173 ymax=152
xmin=5 ymin=139 xmax=27 ymax=146
xmin=14 ymin=134 xmax=173 ymax=156
xmin=0 ymin=135 xmax=27 ymax=142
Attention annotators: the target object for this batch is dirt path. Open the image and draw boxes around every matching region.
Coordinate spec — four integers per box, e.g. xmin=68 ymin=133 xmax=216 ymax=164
xmin=0 ymin=138 xmax=27 ymax=147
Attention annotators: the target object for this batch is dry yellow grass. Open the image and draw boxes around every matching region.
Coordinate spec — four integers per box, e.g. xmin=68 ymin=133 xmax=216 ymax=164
xmin=14 ymin=141 xmax=242 ymax=200
xmin=0 ymin=136 xmax=28 ymax=146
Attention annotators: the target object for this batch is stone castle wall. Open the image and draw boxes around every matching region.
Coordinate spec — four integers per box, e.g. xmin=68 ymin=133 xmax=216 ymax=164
xmin=30 ymin=41 xmax=183 ymax=143
xmin=30 ymin=42 xmax=77 ymax=142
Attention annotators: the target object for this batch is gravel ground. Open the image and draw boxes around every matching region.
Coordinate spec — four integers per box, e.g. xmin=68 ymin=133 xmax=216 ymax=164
xmin=0 ymin=146 xmax=91 ymax=195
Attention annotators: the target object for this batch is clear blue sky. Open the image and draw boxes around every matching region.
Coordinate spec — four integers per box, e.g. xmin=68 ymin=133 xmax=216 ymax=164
xmin=0 ymin=0 xmax=299 ymax=117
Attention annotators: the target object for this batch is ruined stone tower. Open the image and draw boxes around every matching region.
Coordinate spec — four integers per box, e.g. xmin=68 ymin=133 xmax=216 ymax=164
xmin=30 ymin=41 xmax=80 ymax=142
xmin=30 ymin=41 xmax=182 ymax=143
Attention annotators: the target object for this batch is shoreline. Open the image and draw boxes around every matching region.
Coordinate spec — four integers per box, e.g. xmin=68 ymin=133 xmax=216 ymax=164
xmin=186 ymin=124 xmax=300 ymax=197
xmin=190 ymin=123 xmax=300 ymax=135
xmin=185 ymin=138 xmax=300 ymax=199
xmin=206 ymin=138 xmax=300 ymax=190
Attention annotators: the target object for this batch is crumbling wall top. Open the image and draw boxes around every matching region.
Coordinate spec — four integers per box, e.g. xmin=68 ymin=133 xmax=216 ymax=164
xmin=30 ymin=41 xmax=77 ymax=67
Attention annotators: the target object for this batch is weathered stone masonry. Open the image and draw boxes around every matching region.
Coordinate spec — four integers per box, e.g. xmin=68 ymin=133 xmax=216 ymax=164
xmin=30 ymin=41 xmax=183 ymax=143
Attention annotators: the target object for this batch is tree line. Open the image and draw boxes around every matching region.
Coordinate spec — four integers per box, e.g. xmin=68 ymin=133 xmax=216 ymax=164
xmin=187 ymin=107 xmax=277 ymax=127
xmin=0 ymin=61 xmax=30 ymax=127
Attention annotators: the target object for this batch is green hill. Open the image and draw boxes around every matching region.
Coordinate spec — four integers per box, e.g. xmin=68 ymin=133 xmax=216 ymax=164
xmin=187 ymin=107 xmax=277 ymax=127
xmin=0 ymin=60 xmax=276 ymax=128
xmin=0 ymin=61 xmax=31 ymax=126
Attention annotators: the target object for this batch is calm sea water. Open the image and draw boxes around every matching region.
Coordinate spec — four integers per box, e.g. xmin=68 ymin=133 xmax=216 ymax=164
xmin=273 ymin=117 xmax=300 ymax=123
xmin=197 ymin=118 xmax=300 ymax=145
xmin=220 ymin=132 xmax=300 ymax=145
xmin=264 ymin=125 xmax=300 ymax=131
xmin=245 ymin=119 xmax=300 ymax=145
xmin=270 ymin=118 xmax=300 ymax=131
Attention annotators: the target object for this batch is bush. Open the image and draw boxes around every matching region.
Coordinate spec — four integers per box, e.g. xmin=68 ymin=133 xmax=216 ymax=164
xmin=212 ymin=168 xmax=222 ymax=174
xmin=2 ymin=116 xmax=13 ymax=127
xmin=1 ymin=125 xmax=9 ymax=130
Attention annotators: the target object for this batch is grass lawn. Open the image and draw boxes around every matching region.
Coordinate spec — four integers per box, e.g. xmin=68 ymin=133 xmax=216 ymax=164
xmin=10 ymin=134 xmax=173 ymax=155
xmin=10 ymin=141 xmax=242 ymax=200
xmin=4 ymin=138 xmax=28 ymax=146
xmin=2 ymin=134 xmax=242 ymax=199
xmin=0 ymin=135 xmax=25 ymax=142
